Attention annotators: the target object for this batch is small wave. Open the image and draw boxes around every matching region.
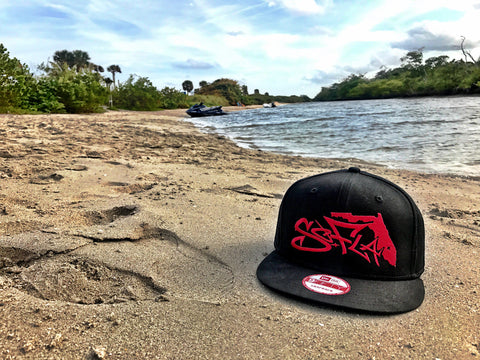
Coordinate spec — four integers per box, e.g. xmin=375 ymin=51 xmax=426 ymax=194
xmin=303 ymin=116 xmax=343 ymax=123
xmin=465 ymin=159 xmax=480 ymax=165
xmin=356 ymin=110 xmax=398 ymax=117
xmin=392 ymin=118 xmax=451 ymax=126
xmin=365 ymin=146 xmax=401 ymax=152
xmin=234 ymin=136 xmax=254 ymax=141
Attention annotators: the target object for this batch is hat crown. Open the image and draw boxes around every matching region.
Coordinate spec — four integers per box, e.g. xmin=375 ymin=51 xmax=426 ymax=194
xmin=274 ymin=168 xmax=424 ymax=280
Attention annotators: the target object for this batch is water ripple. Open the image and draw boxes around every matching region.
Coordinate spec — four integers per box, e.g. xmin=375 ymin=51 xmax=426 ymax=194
xmin=188 ymin=96 xmax=480 ymax=176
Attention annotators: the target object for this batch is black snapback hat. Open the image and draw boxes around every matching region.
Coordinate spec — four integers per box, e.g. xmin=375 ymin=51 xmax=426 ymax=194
xmin=257 ymin=167 xmax=425 ymax=313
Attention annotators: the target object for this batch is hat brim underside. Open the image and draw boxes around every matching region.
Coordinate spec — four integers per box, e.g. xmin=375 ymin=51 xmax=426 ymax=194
xmin=257 ymin=251 xmax=424 ymax=314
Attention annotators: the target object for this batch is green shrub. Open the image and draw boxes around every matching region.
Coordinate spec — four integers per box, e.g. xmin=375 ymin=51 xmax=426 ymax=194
xmin=112 ymin=75 xmax=160 ymax=110
xmin=158 ymin=87 xmax=189 ymax=109
xmin=0 ymin=44 xmax=36 ymax=111
xmin=112 ymin=76 xmax=195 ymax=110
xmin=27 ymin=77 xmax=65 ymax=113
xmin=53 ymin=68 xmax=108 ymax=113
xmin=196 ymin=78 xmax=243 ymax=105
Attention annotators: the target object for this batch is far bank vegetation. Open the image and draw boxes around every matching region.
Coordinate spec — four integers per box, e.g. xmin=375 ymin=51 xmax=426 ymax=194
xmin=1 ymin=39 xmax=480 ymax=114
xmin=315 ymin=39 xmax=480 ymax=101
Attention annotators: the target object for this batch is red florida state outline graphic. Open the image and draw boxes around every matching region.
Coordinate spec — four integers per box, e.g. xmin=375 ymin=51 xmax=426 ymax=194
xmin=291 ymin=212 xmax=397 ymax=267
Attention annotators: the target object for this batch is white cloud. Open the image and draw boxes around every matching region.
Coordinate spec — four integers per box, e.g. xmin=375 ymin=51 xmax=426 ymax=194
xmin=392 ymin=26 xmax=461 ymax=51
xmin=173 ymin=59 xmax=218 ymax=70
xmin=3 ymin=0 xmax=480 ymax=97
xmin=265 ymin=0 xmax=331 ymax=15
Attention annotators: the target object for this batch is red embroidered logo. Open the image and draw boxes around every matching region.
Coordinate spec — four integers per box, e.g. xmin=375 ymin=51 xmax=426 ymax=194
xmin=292 ymin=213 xmax=396 ymax=267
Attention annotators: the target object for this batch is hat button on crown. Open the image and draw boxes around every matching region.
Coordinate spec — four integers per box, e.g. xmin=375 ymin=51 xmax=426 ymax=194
xmin=348 ymin=167 xmax=361 ymax=173
xmin=375 ymin=195 xmax=384 ymax=203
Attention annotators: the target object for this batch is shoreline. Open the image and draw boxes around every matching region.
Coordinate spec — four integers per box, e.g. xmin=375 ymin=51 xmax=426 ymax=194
xmin=181 ymin=104 xmax=480 ymax=180
xmin=0 ymin=110 xmax=479 ymax=359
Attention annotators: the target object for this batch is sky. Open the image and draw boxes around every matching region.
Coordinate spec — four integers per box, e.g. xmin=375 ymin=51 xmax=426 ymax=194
xmin=1 ymin=0 xmax=480 ymax=97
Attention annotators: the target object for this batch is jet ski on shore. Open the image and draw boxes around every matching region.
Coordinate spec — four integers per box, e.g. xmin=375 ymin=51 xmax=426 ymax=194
xmin=186 ymin=103 xmax=228 ymax=117
xmin=263 ymin=102 xmax=277 ymax=108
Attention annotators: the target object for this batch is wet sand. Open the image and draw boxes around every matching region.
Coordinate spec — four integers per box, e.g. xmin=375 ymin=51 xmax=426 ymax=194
xmin=0 ymin=108 xmax=479 ymax=359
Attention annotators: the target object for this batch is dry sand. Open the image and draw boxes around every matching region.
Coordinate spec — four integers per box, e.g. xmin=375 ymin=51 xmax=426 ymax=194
xmin=0 ymin=107 xmax=479 ymax=359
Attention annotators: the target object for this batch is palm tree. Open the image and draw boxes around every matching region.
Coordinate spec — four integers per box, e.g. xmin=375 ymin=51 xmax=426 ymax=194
xmin=53 ymin=50 xmax=91 ymax=70
xmin=90 ymin=64 xmax=105 ymax=73
xmin=107 ymin=65 xmax=122 ymax=88
xmin=53 ymin=50 xmax=73 ymax=67
xmin=182 ymin=80 xmax=194 ymax=94
xmin=71 ymin=50 xmax=91 ymax=69
xmin=103 ymin=77 xmax=113 ymax=89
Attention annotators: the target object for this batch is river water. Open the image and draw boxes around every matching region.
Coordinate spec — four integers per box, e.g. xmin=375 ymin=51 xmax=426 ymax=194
xmin=187 ymin=96 xmax=480 ymax=177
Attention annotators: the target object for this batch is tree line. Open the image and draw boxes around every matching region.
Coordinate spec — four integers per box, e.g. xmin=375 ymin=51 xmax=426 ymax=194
xmin=0 ymin=45 xmax=191 ymax=113
xmin=314 ymin=46 xmax=480 ymax=101
xmin=0 ymin=44 xmax=308 ymax=114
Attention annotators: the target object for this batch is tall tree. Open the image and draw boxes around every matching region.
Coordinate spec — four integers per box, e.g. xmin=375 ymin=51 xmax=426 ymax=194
xmin=0 ymin=43 xmax=34 ymax=109
xmin=107 ymin=65 xmax=122 ymax=88
xmin=401 ymin=49 xmax=424 ymax=69
xmin=103 ymin=77 xmax=113 ymax=88
xmin=53 ymin=49 xmax=91 ymax=69
xmin=401 ymin=48 xmax=426 ymax=78
xmin=71 ymin=50 xmax=91 ymax=68
xmin=53 ymin=50 xmax=73 ymax=67
xmin=460 ymin=36 xmax=478 ymax=65
xmin=90 ymin=64 xmax=104 ymax=73
xmin=182 ymin=80 xmax=194 ymax=94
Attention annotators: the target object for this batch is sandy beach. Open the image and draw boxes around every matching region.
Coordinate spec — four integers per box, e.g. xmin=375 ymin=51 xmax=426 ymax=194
xmin=0 ymin=108 xmax=479 ymax=359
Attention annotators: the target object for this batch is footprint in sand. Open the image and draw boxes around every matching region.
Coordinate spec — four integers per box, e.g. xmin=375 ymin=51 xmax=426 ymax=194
xmin=17 ymin=255 xmax=165 ymax=304
xmin=0 ymin=205 xmax=234 ymax=305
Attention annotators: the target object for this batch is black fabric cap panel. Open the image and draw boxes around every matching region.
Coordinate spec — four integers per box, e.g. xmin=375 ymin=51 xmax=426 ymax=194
xmin=274 ymin=169 xmax=424 ymax=280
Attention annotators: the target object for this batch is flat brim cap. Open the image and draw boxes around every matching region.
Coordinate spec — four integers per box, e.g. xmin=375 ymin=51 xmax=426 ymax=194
xmin=257 ymin=251 xmax=425 ymax=314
